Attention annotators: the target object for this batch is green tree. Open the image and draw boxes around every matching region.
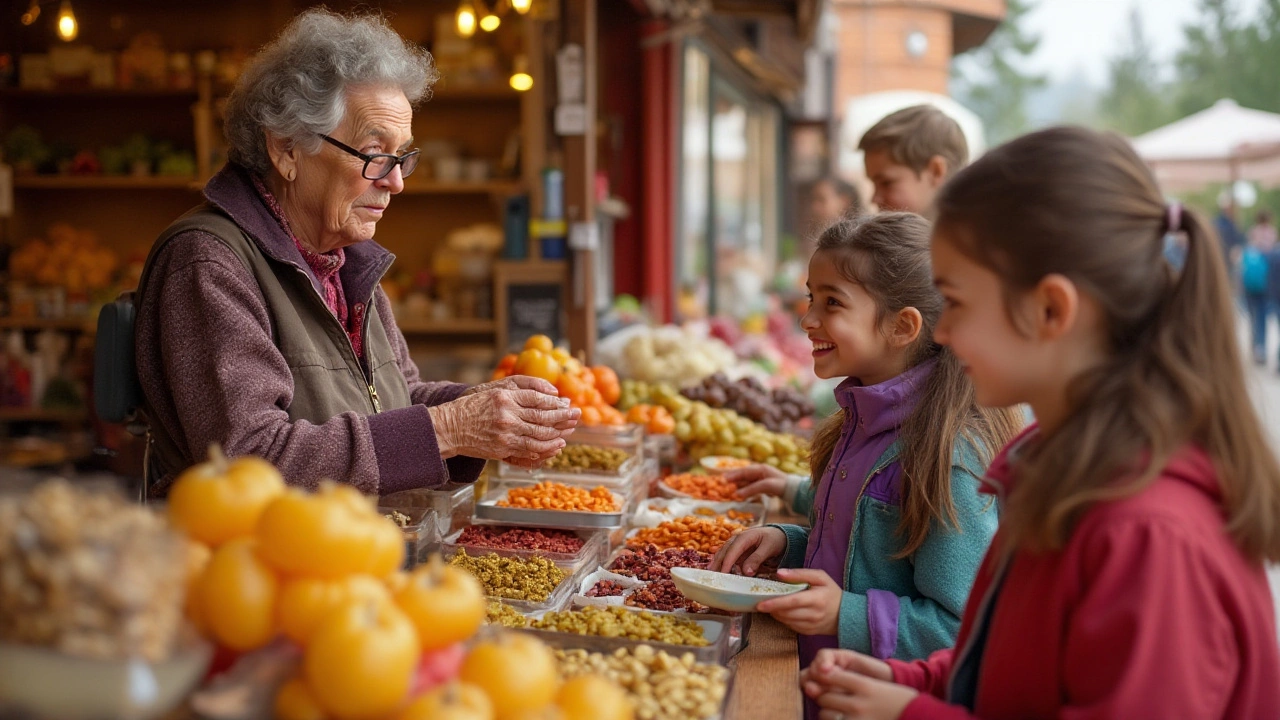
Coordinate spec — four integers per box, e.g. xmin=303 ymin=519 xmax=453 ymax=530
xmin=1173 ymin=0 xmax=1256 ymax=114
xmin=951 ymin=0 xmax=1046 ymax=143
xmin=1099 ymin=8 xmax=1175 ymax=135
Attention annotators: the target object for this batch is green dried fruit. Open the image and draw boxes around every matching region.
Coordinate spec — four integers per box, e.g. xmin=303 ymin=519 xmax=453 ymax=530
xmin=531 ymin=606 xmax=708 ymax=646
xmin=544 ymin=445 xmax=631 ymax=473
xmin=448 ymin=549 xmax=566 ymax=602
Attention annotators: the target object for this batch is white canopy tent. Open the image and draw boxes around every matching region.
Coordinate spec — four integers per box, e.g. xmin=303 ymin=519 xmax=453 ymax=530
xmin=1131 ymin=99 xmax=1280 ymax=192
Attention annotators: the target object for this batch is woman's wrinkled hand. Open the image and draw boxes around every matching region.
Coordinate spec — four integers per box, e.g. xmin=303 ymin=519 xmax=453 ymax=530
xmin=709 ymin=526 xmax=787 ymax=576
xmin=724 ymin=465 xmax=789 ymax=499
xmin=430 ymin=375 xmax=580 ymax=465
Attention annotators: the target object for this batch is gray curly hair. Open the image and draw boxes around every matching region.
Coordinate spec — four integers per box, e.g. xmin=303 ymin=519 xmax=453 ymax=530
xmin=224 ymin=9 xmax=439 ymax=176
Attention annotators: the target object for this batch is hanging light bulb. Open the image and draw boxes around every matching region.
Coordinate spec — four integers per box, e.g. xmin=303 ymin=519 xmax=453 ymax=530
xmin=509 ymin=55 xmax=533 ymax=92
xmin=56 ymin=0 xmax=78 ymax=41
xmin=20 ymin=0 xmax=40 ymax=26
xmin=511 ymin=0 xmax=533 ymax=14
xmin=456 ymin=1 xmax=477 ymax=38
xmin=479 ymin=12 xmax=501 ymax=32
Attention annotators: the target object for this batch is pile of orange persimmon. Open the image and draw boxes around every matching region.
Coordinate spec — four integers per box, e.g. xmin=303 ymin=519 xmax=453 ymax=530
xmin=168 ymin=446 xmax=633 ymax=720
xmin=492 ymin=335 xmax=625 ymax=427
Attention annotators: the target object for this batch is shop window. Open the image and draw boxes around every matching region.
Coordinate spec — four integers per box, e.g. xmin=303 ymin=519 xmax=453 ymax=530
xmin=676 ymin=45 xmax=781 ymax=321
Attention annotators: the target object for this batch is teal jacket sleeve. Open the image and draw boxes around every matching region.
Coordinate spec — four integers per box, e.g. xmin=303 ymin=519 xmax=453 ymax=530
xmin=836 ymin=445 xmax=998 ymax=660
xmin=771 ymin=523 xmax=811 ymax=569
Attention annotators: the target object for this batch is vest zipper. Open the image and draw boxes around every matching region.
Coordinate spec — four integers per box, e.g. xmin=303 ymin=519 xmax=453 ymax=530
xmin=287 ymin=265 xmax=387 ymax=415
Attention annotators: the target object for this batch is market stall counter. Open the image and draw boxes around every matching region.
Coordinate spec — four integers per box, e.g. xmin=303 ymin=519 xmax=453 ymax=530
xmin=726 ymin=614 xmax=802 ymax=719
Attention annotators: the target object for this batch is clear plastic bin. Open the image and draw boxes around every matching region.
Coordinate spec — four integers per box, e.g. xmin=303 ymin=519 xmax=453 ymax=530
xmin=378 ymin=505 xmax=439 ymax=569
xmin=440 ymin=524 xmax=607 ymax=573
xmin=519 ymin=609 xmax=732 ymax=665
xmin=566 ymin=423 xmax=645 ymax=456
xmin=496 ymin=453 xmax=642 ymax=488
xmin=381 ymin=482 xmax=475 ymax=538
xmin=643 ymin=433 xmax=677 ymax=470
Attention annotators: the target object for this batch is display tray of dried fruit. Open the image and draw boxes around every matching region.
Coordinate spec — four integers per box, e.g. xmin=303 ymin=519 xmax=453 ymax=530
xmin=446 ymin=548 xmax=584 ymax=615
xmin=632 ymin=498 xmax=767 ymax=529
xmin=497 ymin=444 xmax=642 ymax=487
xmin=440 ymin=524 xmax=607 ymax=573
xmin=474 ymin=482 xmax=626 ymax=528
xmin=518 ymin=607 xmax=732 ymax=666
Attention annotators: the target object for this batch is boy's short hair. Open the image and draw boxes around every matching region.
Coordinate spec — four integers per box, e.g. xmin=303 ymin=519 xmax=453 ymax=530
xmin=858 ymin=105 xmax=969 ymax=177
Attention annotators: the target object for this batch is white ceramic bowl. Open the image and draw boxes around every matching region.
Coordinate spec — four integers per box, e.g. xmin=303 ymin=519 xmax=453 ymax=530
xmin=0 ymin=640 xmax=212 ymax=720
xmin=669 ymin=567 xmax=808 ymax=613
xmin=699 ymin=456 xmax=753 ymax=474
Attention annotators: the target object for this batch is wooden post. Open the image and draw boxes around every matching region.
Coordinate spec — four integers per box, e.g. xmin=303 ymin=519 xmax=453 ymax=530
xmin=562 ymin=0 xmax=597 ymax=362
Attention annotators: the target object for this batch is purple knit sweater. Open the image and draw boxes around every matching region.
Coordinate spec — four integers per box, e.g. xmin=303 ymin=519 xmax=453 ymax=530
xmin=135 ymin=164 xmax=485 ymax=496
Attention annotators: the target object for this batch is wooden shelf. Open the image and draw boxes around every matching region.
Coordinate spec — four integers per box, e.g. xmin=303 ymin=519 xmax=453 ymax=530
xmin=430 ymin=85 xmax=522 ymax=101
xmin=14 ymin=175 xmax=200 ymax=190
xmin=0 ymin=317 xmax=96 ymax=332
xmin=396 ymin=318 xmax=496 ymax=335
xmin=401 ymin=180 xmax=523 ymax=195
xmin=0 ymin=408 xmax=88 ymax=423
xmin=0 ymin=87 xmax=199 ymax=99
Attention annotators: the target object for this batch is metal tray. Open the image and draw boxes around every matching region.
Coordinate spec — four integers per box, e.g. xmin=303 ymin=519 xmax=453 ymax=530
xmin=550 ymin=644 xmax=736 ymax=720
xmin=450 ymin=551 xmax=583 ymax=614
xmin=497 ymin=452 xmax=642 ymax=488
xmin=441 ymin=525 xmax=607 ymax=573
xmin=632 ymin=498 xmax=767 ymax=529
xmin=474 ymin=485 xmax=626 ymax=528
xmin=519 ymin=609 xmax=732 ymax=665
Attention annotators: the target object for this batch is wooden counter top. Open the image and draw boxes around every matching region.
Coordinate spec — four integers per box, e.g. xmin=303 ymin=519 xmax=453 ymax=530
xmin=726 ymin=614 xmax=802 ymax=719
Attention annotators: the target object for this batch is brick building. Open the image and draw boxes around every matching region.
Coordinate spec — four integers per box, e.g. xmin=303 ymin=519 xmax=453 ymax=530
xmin=830 ymin=0 xmax=1005 ymax=102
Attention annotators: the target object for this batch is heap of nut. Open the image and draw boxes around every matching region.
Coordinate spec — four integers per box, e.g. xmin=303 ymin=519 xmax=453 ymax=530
xmin=556 ymin=646 xmax=729 ymax=720
xmin=680 ymin=373 xmax=814 ymax=433
xmin=0 ymin=480 xmax=188 ymax=663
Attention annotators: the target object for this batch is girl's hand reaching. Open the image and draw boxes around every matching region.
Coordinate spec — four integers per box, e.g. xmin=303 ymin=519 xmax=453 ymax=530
xmin=709 ymin=526 xmax=787 ymax=576
xmin=724 ymin=465 xmax=790 ymax=499
xmin=799 ymin=648 xmax=913 ymax=720
xmin=803 ymin=666 xmax=917 ymax=720
xmin=756 ymin=567 xmax=843 ymax=636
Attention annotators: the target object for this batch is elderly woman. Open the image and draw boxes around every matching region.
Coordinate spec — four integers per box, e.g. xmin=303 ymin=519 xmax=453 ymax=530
xmin=134 ymin=10 xmax=577 ymax=495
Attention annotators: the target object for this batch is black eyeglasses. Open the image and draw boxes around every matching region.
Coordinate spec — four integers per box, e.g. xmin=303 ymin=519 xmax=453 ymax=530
xmin=319 ymin=134 xmax=420 ymax=180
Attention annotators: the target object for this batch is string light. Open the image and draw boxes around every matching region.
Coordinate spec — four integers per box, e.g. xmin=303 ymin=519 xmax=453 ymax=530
xmin=56 ymin=0 xmax=78 ymax=41
xmin=456 ymin=1 xmax=477 ymax=38
xmin=479 ymin=12 xmax=500 ymax=32
xmin=509 ymin=55 xmax=533 ymax=92
xmin=511 ymin=0 xmax=533 ymax=13
xmin=20 ymin=0 xmax=39 ymax=25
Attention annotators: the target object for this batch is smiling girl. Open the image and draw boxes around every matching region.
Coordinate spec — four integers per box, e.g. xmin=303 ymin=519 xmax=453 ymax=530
xmin=711 ymin=213 xmax=1022 ymax=719
xmin=800 ymin=128 xmax=1280 ymax=720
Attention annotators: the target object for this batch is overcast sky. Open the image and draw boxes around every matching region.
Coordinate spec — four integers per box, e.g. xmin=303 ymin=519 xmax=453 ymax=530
xmin=1018 ymin=0 xmax=1264 ymax=85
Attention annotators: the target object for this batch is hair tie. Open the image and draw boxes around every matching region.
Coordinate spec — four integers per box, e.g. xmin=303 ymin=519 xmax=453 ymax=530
xmin=1164 ymin=202 xmax=1183 ymax=233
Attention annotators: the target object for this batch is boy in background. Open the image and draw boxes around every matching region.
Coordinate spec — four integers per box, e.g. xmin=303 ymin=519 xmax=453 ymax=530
xmin=858 ymin=104 xmax=969 ymax=215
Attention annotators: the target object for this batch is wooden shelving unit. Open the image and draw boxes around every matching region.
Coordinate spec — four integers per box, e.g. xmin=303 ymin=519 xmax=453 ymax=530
xmin=396 ymin=318 xmax=497 ymax=335
xmin=0 ymin=87 xmax=199 ymax=99
xmin=400 ymin=179 xmax=523 ymax=195
xmin=430 ymin=85 xmax=522 ymax=101
xmin=0 ymin=317 xmax=97 ymax=333
xmin=14 ymin=175 xmax=199 ymax=190
xmin=0 ymin=408 xmax=89 ymax=423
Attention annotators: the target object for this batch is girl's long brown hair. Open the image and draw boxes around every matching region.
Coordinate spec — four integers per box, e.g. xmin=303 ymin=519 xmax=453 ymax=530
xmin=808 ymin=214 xmax=1024 ymax=557
xmin=934 ymin=126 xmax=1280 ymax=562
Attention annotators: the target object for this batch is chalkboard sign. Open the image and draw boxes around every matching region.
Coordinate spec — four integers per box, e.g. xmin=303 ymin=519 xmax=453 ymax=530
xmin=505 ymin=283 xmax=564 ymax=352
xmin=494 ymin=261 xmax=568 ymax=354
